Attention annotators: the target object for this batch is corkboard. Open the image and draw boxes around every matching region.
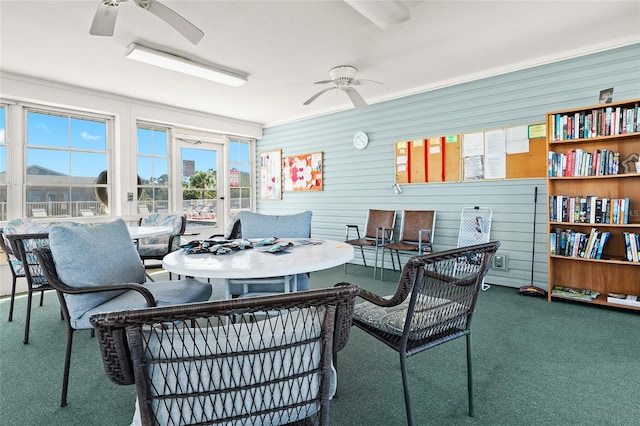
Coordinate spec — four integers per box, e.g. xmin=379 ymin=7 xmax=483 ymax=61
xmin=505 ymin=137 xmax=547 ymax=179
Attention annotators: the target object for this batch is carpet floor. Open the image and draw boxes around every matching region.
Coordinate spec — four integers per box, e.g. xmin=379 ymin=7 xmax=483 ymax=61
xmin=1 ymin=264 xmax=638 ymax=425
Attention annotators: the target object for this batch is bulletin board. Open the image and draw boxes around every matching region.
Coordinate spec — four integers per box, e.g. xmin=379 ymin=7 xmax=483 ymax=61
xmin=283 ymin=152 xmax=323 ymax=191
xmin=259 ymin=150 xmax=282 ymax=200
xmin=395 ymin=123 xmax=546 ymax=184
xmin=395 ymin=136 xmax=461 ymax=184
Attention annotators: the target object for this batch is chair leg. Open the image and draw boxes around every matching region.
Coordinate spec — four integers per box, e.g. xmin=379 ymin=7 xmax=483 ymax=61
xmin=373 ymin=246 xmax=380 ymax=279
xmin=466 ymin=333 xmax=474 ymax=417
xmin=23 ymin=290 xmax=34 ymax=344
xmin=60 ymin=328 xmax=75 ymax=407
xmin=360 ymin=246 xmax=367 ymax=267
xmin=400 ymin=355 xmax=414 ymax=426
xmin=381 ymin=247 xmax=386 ymax=280
xmin=39 ymin=289 xmax=45 ymax=306
xmin=8 ymin=276 xmax=17 ymax=322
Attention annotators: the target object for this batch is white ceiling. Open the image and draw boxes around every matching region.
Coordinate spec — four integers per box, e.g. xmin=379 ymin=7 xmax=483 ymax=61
xmin=1 ymin=1 xmax=639 ymax=128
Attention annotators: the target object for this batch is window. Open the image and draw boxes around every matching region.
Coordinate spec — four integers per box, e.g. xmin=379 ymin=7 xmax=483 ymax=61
xmin=0 ymin=105 xmax=6 ymax=221
xmin=228 ymin=139 xmax=252 ymax=214
xmin=25 ymin=109 xmax=109 ymax=218
xmin=137 ymin=124 xmax=169 ymax=213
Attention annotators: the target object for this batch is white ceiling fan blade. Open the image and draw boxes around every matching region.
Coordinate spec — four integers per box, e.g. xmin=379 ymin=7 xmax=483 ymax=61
xmin=313 ymin=80 xmax=335 ymax=85
xmin=344 ymin=0 xmax=410 ymax=29
xmin=139 ymin=0 xmax=204 ymax=44
xmin=89 ymin=1 xmax=120 ymax=36
xmin=346 ymin=87 xmax=368 ymax=109
xmin=355 ymin=78 xmax=385 ymax=87
xmin=303 ymin=87 xmax=337 ymax=106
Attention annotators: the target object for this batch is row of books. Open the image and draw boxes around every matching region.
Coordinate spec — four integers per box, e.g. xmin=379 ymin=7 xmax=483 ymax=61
xmin=623 ymin=232 xmax=640 ymax=262
xmin=550 ymin=228 xmax=610 ymax=259
xmin=549 ymin=195 xmax=630 ymax=224
xmin=551 ymin=285 xmax=600 ymax=300
xmin=547 ymin=148 xmax=619 ymax=177
xmin=549 ymin=104 xmax=640 ymax=141
xmin=552 ymin=287 xmax=640 ymax=306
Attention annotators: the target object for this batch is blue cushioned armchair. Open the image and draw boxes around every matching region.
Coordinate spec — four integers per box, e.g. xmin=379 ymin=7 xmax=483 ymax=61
xmin=227 ymin=211 xmax=313 ymax=296
xmin=33 ymin=218 xmax=212 ymax=407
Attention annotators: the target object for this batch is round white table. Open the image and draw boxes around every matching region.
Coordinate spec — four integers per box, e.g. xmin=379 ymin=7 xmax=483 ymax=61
xmin=163 ymin=239 xmax=354 ymax=299
xmin=128 ymin=226 xmax=174 ymax=240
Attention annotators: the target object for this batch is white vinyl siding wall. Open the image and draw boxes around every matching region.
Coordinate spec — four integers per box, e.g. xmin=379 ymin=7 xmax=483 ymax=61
xmin=257 ymin=43 xmax=640 ymax=289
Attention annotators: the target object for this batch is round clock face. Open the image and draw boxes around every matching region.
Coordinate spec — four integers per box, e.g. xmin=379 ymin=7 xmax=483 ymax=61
xmin=353 ymin=131 xmax=368 ymax=150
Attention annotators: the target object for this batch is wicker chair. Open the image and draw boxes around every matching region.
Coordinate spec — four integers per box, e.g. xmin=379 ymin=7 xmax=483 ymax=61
xmin=381 ymin=210 xmax=436 ymax=280
xmin=344 ymin=209 xmax=396 ymax=279
xmin=33 ymin=218 xmax=212 ymax=407
xmin=137 ymin=213 xmax=189 ymax=271
xmin=4 ymin=221 xmax=60 ymax=344
xmin=0 ymin=228 xmax=26 ymax=323
xmin=341 ymin=241 xmax=500 ymax=425
xmin=90 ymin=285 xmax=359 ymax=426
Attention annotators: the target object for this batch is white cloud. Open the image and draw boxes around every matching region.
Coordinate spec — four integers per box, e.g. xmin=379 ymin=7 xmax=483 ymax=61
xmin=81 ymin=131 xmax=100 ymax=141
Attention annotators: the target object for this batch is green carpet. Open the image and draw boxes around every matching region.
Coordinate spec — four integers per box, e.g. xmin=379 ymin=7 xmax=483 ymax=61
xmin=1 ymin=265 xmax=638 ymax=425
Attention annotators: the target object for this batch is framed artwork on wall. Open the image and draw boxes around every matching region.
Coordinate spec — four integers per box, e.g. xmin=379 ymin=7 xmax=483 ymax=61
xmin=259 ymin=150 xmax=282 ymax=200
xmin=283 ymin=152 xmax=323 ymax=192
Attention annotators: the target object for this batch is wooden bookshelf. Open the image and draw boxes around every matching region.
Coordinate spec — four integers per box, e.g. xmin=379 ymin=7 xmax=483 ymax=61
xmin=546 ymin=98 xmax=640 ymax=311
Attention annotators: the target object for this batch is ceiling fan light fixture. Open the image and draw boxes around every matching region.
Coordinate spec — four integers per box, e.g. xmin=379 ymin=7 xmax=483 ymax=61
xmin=125 ymin=43 xmax=248 ymax=87
xmin=345 ymin=0 xmax=410 ymax=29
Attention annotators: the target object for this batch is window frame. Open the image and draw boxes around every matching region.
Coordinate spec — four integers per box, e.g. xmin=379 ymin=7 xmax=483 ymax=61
xmin=136 ymin=122 xmax=171 ymax=214
xmin=23 ymin=105 xmax=114 ymax=219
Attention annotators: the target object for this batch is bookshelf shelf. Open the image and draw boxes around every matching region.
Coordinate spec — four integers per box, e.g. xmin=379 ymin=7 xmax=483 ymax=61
xmin=549 ymin=222 xmax=640 ymax=228
xmin=549 ymin=173 xmax=638 ymax=180
xmin=549 ymin=254 xmax=640 ymax=265
xmin=551 ymin=293 xmax=640 ymax=311
xmin=546 ymin=98 xmax=640 ymax=310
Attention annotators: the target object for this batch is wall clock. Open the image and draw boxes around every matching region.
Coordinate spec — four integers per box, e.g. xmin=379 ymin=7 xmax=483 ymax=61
xmin=353 ymin=131 xmax=369 ymax=150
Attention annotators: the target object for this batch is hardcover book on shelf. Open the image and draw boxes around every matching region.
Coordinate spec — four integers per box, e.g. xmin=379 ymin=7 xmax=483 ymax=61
xmin=552 ymin=285 xmax=600 ymax=300
xmin=606 ymin=293 xmax=640 ymax=307
xmin=595 ymin=232 xmax=610 ymax=259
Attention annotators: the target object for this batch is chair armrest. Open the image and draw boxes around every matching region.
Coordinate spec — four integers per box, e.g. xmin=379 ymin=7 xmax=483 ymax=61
xmin=376 ymin=227 xmax=394 ymax=244
xmin=332 ymin=282 xmax=359 ymax=352
xmin=355 ymin=287 xmax=401 ymax=307
xmin=418 ymin=229 xmax=432 ymax=253
xmin=33 ymin=247 xmax=157 ymax=307
xmin=345 ymin=224 xmax=361 ymax=241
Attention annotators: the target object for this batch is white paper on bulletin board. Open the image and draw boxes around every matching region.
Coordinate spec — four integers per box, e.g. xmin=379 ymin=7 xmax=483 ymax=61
xmin=463 ymin=132 xmax=484 ymax=157
xmin=484 ymin=129 xmax=506 ymax=179
xmin=505 ymin=125 xmax=530 ymax=154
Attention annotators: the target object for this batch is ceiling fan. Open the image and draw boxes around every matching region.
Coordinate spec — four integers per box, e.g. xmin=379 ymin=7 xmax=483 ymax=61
xmin=89 ymin=0 xmax=204 ymax=45
xmin=303 ymin=65 xmax=384 ymax=109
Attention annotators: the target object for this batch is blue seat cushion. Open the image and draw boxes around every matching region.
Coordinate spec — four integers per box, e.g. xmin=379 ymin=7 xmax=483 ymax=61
xmin=77 ymin=278 xmax=211 ymax=329
xmin=239 ymin=211 xmax=312 ymax=239
xmin=49 ymin=219 xmax=146 ymax=321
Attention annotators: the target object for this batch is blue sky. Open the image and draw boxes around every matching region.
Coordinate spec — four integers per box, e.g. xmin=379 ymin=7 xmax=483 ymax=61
xmin=11 ymin=110 xmax=250 ymax=181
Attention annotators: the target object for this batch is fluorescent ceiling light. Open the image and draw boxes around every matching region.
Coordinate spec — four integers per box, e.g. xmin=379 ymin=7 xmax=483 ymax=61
xmin=345 ymin=0 xmax=410 ymax=29
xmin=125 ymin=43 xmax=248 ymax=87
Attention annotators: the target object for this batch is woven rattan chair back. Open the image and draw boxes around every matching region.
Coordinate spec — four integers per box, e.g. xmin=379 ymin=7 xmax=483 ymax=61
xmin=1 ymin=228 xmax=27 ymax=322
xmin=90 ymin=286 xmax=359 ymax=426
xmin=6 ymin=232 xmax=54 ymax=344
xmin=137 ymin=214 xmax=188 ymax=269
xmin=349 ymin=241 xmax=500 ymax=425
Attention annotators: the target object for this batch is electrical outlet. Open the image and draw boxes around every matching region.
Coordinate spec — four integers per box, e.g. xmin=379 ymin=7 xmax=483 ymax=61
xmin=492 ymin=253 xmax=508 ymax=270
